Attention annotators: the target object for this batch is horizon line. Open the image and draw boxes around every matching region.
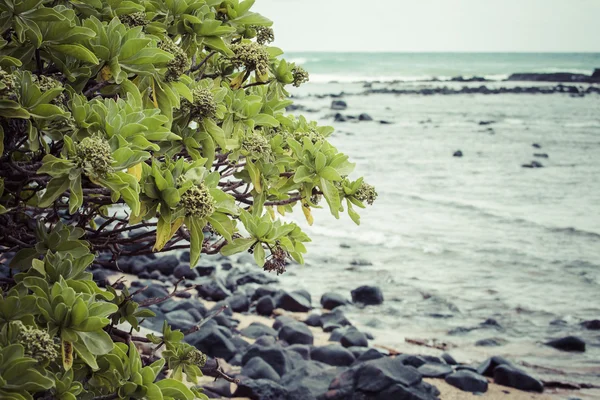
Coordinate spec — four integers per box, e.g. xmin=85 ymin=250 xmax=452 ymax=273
xmin=282 ymin=50 xmax=600 ymax=54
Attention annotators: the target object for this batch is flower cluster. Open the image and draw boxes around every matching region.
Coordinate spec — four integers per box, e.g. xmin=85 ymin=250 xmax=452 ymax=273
xmin=18 ymin=324 xmax=59 ymax=363
xmin=231 ymin=42 xmax=270 ymax=75
xmin=159 ymin=38 xmax=190 ymax=82
xmin=34 ymin=74 xmax=66 ymax=106
xmin=119 ymin=12 xmax=150 ymax=27
xmin=241 ymin=131 xmax=272 ymax=160
xmin=180 ymin=183 xmax=215 ymax=218
xmin=0 ymin=68 xmax=16 ymax=99
xmin=181 ymin=87 xmax=217 ymax=119
xmin=263 ymin=246 xmax=287 ymax=275
xmin=256 ymin=26 xmax=274 ymax=45
xmin=184 ymin=349 xmax=207 ymax=367
xmin=292 ymin=66 xmax=309 ymax=87
xmin=75 ymin=135 xmax=114 ymax=179
xmin=355 ymin=182 xmax=378 ymax=205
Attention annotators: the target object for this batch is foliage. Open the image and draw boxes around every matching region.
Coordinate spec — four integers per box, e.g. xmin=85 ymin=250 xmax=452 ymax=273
xmin=0 ymin=0 xmax=377 ymax=398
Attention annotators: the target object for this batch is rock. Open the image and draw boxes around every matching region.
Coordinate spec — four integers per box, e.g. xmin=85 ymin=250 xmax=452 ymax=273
xmin=304 ymin=313 xmax=322 ymax=327
xmin=280 ymin=361 xmax=340 ymax=399
xmin=185 ymin=326 xmax=237 ymax=360
xmin=254 ymin=336 xmax=277 ymax=347
xmin=272 ymin=315 xmax=297 ymax=330
xmin=311 ymin=344 xmax=355 ymax=366
xmin=256 ymin=296 xmax=275 ymax=316
xmin=287 ymin=344 xmax=311 ymax=360
xmin=532 ymin=143 xmax=542 ymax=148
xmin=351 ymin=285 xmax=384 ymax=305
xmin=334 ymin=113 xmax=347 ymax=122
xmin=241 ymin=357 xmax=281 ymax=381
xmin=146 ymin=255 xmax=180 ymax=275
xmin=242 ymin=344 xmax=294 ymax=376
xmin=545 ymin=336 xmax=586 ymax=352
xmin=132 ymin=283 xmax=169 ymax=302
xmin=354 ymin=357 xmax=422 ymax=392
xmin=230 ymin=335 xmax=251 ymax=352
xmin=293 ymin=289 xmax=312 ymax=304
xmin=320 ymin=293 xmax=348 ymax=310
xmin=241 ymin=322 xmax=278 ymax=339
xmin=328 ymin=327 xmax=347 ymax=342
xmin=195 ymin=264 xmax=216 ymax=277
xmin=175 ymin=291 xmax=192 ymax=299
xmin=172 ymin=263 xmax=198 ymax=279
xmin=479 ymin=120 xmax=495 ymax=125
xmin=276 ymin=291 xmax=312 ymax=312
xmin=331 ymin=100 xmax=347 ymax=110
xmin=418 ymin=363 xmax=453 ymax=378
xmin=441 ymin=353 xmax=457 ymax=365
xmin=227 ymin=269 xmax=277 ymax=288
xmin=507 ymin=72 xmax=591 ymax=83
xmin=165 ymin=309 xmax=197 ymax=331
xmin=533 ymin=153 xmax=549 ymax=158
xmin=400 ymin=355 xmax=427 ymax=368
xmin=494 ymin=365 xmax=543 ymax=392
xmin=477 ymin=356 xmax=512 ymax=377
xmin=233 ymin=378 xmax=289 ymax=400
xmin=320 ymin=308 xmax=352 ymax=328
xmin=581 ymin=319 xmax=600 ymax=330
xmin=92 ymin=269 xmax=112 ymax=287
xmin=251 ymin=285 xmax=279 ymax=301
xmin=340 ymin=327 xmax=368 ymax=348
xmin=202 ymin=378 xmax=232 ymax=398
xmin=522 ymin=160 xmax=544 ymax=168
xmin=358 ymin=113 xmax=373 ymax=121
xmin=227 ymin=293 xmax=250 ymax=312
xmin=356 ymin=348 xmax=385 ymax=362
xmin=279 ymin=322 xmax=314 ymax=345
xmin=475 ymin=338 xmax=507 ymax=347
xmin=453 ymin=150 xmax=463 ymax=157
xmin=592 ymin=68 xmax=600 ymax=81
xmin=379 ymin=120 xmax=393 ymax=124
xmin=445 ymin=370 xmax=488 ymax=393
xmin=196 ymin=277 xmax=232 ymax=301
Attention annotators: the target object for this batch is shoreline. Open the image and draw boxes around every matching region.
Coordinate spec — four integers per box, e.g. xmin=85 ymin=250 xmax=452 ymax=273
xmin=98 ymin=253 xmax=598 ymax=399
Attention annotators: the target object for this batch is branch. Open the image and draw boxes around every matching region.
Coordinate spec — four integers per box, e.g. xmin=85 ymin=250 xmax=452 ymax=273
xmin=242 ymin=79 xmax=274 ymax=89
xmin=137 ymin=278 xmax=192 ymax=307
xmin=191 ymin=51 xmax=217 ymax=73
xmin=84 ymin=81 xmax=111 ymax=98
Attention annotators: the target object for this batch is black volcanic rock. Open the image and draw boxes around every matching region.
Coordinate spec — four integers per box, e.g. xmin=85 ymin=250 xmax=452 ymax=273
xmin=311 ymin=344 xmax=355 ymax=366
xmin=545 ymin=336 xmax=586 ymax=352
xmin=453 ymin=150 xmax=463 ymax=157
xmin=445 ymin=370 xmax=488 ymax=393
xmin=350 ymin=285 xmax=384 ymax=305
xmin=507 ymin=72 xmax=591 ymax=83
xmin=494 ymin=365 xmax=544 ymax=392
xmin=320 ymin=292 xmax=348 ymax=310
xmin=331 ymin=100 xmax=348 ymax=110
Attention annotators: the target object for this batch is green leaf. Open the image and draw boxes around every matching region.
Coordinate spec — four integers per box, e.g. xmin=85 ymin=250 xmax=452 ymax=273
xmin=51 ymin=44 xmax=99 ymax=64
xmin=38 ymin=176 xmax=70 ymax=207
xmin=207 ymin=213 xmax=234 ymax=242
xmin=319 ymin=166 xmax=342 ymax=181
xmin=221 ymin=238 xmax=255 ymax=256
xmin=73 ymin=341 xmax=99 ymax=370
xmin=186 ymin=216 xmax=205 ymax=267
xmin=320 ymin=177 xmax=341 ymax=219
xmin=253 ymin=244 xmax=265 ymax=267
xmin=293 ymin=166 xmax=313 ymax=183
xmin=76 ymin=330 xmax=114 ymax=355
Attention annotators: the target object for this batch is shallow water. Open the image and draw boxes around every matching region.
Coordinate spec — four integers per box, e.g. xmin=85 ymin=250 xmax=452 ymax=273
xmin=274 ymin=81 xmax=600 ymax=385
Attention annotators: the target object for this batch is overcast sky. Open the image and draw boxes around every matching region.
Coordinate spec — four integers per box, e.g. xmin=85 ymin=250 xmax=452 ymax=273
xmin=252 ymin=0 xmax=600 ymax=52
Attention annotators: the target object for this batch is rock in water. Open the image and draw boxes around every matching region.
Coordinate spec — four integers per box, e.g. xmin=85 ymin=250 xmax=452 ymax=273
xmin=320 ymin=292 xmax=349 ymax=310
xmin=340 ymin=327 xmax=368 ymax=348
xmin=358 ymin=113 xmax=373 ymax=121
xmin=445 ymin=370 xmax=488 ymax=393
xmin=276 ymin=291 xmax=312 ymax=312
xmin=494 ymin=365 xmax=544 ymax=392
xmin=532 ymin=143 xmax=542 ymax=148
xmin=331 ymin=100 xmax=347 ymax=110
xmin=522 ymin=160 xmax=544 ymax=168
xmin=581 ymin=319 xmax=600 ymax=330
xmin=351 ymin=285 xmax=384 ymax=305
xmin=453 ymin=150 xmax=463 ymax=157
xmin=545 ymin=336 xmax=586 ymax=352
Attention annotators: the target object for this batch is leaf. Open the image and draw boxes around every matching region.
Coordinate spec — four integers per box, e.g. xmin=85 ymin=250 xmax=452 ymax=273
xmin=319 ymin=166 xmax=342 ymax=181
xmin=38 ymin=176 xmax=70 ymax=207
xmin=62 ymin=340 xmax=73 ymax=371
xmin=51 ymin=44 xmax=99 ymax=64
xmin=186 ymin=216 xmax=205 ymax=267
xmin=73 ymin=341 xmax=99 ymax=371
xmin=320 ymin=177 xmax=341 ymax=219
xmin=246 ymin=159 xmax=262 ymax=193
xmin=207 ymin=213 xmax=233 ymax=242
xmin=315 ymin=152 xmax=326 ymax=173
xmin=128 ymin=163 xmax=143 ymax=182
xmin=221 ymin=238 xmax=255 ymax=256
xmin=154 ymin=216 xmax=173 ymax=252
xmin=233 ymin=12 xmax=272 ymax=26
xmin=155 ymin=379 xmax=196 ymax=399
xmin=253 ymin=243 xmax=265 ymax=267
xmin=253 ymin=113 xmax=280 ymax=128
xmin=293 ymin=166 xmax=313 ymax=183
xmin=76 ymin=330 xmax=114 ymax=355
xmin=302 ymin=204 xmax=314 ymax=226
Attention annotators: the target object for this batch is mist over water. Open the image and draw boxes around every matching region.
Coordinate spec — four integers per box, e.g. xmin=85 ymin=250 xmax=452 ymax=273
xmin=273 ymin=53 xmax=600 ymax=386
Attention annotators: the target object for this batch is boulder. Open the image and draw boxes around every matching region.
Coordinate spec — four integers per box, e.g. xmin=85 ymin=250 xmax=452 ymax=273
xmin=146 ymin=255 xmax=180 ymax=275
xmin=334 ymin=113 xmax=347 ymax=122
xmin=272 ymin=315 xmax=297 ymax=330
xmin=233 ymin=378 xmax=289 ymax=400
xmin=358 ymin=113 xmax=373 ymax=121
xmin=356 ymin=348 xmax=385 ymax=362
xmin=161 ymin=299 xmax=207 ymax=316
xmin=340 ymin=327 xmax=368 ymax=348
xmin=251 ymin=285 xmax=279 ymax=301
xmin=331 ymin=100 xmax=347 ymax=110
xmin=293 ymin=289 xmax=312 ymax=304
xmin=320 ymin=293 xmax=348 ymax=310
xmin=196 ymin=278 xmax=231 ymax=301
xmin=279 ymin=322 xmax=314 ymax=345
xmin=354 ymin=357 xmax=422 ymax=392
xmin=242 ymin=344 xmax=294 ymax=377
xmin=328 ymin=327 xmax=347 ymax=342
xmin=280 ymin=361 xmax=340 ymax=400
xmin=445 ymin=370 xmax=488 ymax=393
xmin=477 ymin=356 xmax=512 ymax=377
xmin=532 ymin=143 xmax=542 ymax=148
xmin=276 ymin=291 xmax=312 ymax=312
xmin=453 ymin=150 xmax=463 ymax=157
xmin=311 ymin=344 xmax=355 ymax=366
xmin=194 ymin=264 xmax=216 ymax=277
xmin=256 ymin=295 xmax=275 ymax=316
xmin=227 ymin=269 xmax=277 ymax=288
xmin=418 ymin=363 xmax=453 ymax=378
xmin=287 ymin=344 xmax=311 ymax=360
xmin=304 ymin=313 xmax=322 ymax=327
xmin=494 ymin=365 xmax=543 ymax=392
xmin=522 ymin=160 xmax=544 ymax=168
xmin=165 ymin=309 xmax=197 ymax=331
xmin=92 ymin=269 xmax=112 ymax=287
xmin=320 ymin=308 xmax=352 ymax=328
xmin=241 ymin=357 xmax=281 ymax=381
xmin=351 ymin=285 xmax=384 ymax=305
xmin=441 ymin=353 xmax=457 ymax=365
xmin=185 ymin=326 xmax=237 ymax=360
xmin=227 ymin=293 xmax=250 ymax=312
xmin=241 ymin=322 xmax=278 ymax=339
xmin=202 ymin=378 xmax=232 ymax=398
xmin=545 ymin=336 xmax=586 ymax=352
xmin=581 ymin=319 xmax=600 ymax=330
xmin=132 ymin=283 xmax=169 ymax=302
xmin=475 ymin=338 xmax=507 ymax=347
xmin=533 ymin=153 xmax=549 ymax=158
xmin=592 ymin=68 xmax=600 ymax=81
xmin=172 ymin=263 xmax=198 ymax=280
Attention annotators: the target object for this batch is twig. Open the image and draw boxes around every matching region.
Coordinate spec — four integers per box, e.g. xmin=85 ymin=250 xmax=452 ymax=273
xmin=191 ymin=51 xmax=217 ymax=73
xmin=184 ymin=305 xmax=228 ymax=336
xmin=84 ymin=81 xmax=111 ymax=97
xmin=137 ymin=278 xmax=191 ymax=307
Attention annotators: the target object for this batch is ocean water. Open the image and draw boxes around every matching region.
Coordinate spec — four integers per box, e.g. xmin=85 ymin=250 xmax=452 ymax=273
xmin=273 ymin=53 xmax=600 ymax=390
xmin=285 ymin=52 xmax=600 ymax=82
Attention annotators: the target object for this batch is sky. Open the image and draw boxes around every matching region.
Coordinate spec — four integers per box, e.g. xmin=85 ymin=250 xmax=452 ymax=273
xmin=251 ymin=0 xmax=600 ymax=52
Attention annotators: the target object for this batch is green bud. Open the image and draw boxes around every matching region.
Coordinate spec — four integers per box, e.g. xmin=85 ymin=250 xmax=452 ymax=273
xmin=0 ymin=68 xmax=16 ymax=99
xmin=181 ymin=87 xmax=217 ymax=119
xmin=120 ymin=12 xmax=150 ymax=27
xmin=355 ymin=182 xmax=377 ymax=205
xmin=180 ymin=182 xmax=215 ymax=218
xmin=18 ymin=324 xmax=59 ymax=363
xmin=33 ymin=74 xmax=66 ymax=107
xmin=255 ymin=26 xmax=274 ymax=45
xmin=292 ymin=66 xmax=309 ymax=87
xmin=159 ymin=37 xmax=190 ymax=82
xmin=230 ymin=42 xmax=270 ymax=76
xmin=185 ymin=349 xmax=207 ymax=367
xmin=241 ymin=131 xmax=272 ymax=160
xmin=75 ymin=135 xmax=114 ymax=179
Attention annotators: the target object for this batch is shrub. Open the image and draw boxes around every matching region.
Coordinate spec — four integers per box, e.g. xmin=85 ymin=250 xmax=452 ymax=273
xmin=0 ymin=0 xmax=377 ymax=398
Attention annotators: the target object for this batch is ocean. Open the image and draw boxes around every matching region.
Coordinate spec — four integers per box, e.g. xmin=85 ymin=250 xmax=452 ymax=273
xmin=271 ymin=53 xmax=600 ymax=390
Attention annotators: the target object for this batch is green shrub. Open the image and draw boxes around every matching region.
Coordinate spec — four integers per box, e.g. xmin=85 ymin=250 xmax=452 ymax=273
xmin=0 ymin=0 xmax=377 ymax=398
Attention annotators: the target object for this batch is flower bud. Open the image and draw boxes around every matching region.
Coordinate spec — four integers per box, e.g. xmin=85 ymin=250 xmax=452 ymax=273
xmin=180 ymin=183 xmax=215 ymax=218
xmin=18 ymin=324 xmax=59 ymax=363
xmin=230 ymin=42 xmax=270 ymax=76
xmin=256 ymin=26 xmax=274 ymax=45
xmin=181 ymin=87 xmax=217 ymax=119
xmin=242 ymin=131 xmax=272 ymax=160
xmin=292 ymin=66 xmax=309 ymax=87
xmin=75 ymin=135 xmax=114 ymax=179
xmin=120 ymin=12 xmax=150 ymax=27
xmin=355 ymin=182 xmax=377 ymax=205
xmin=0 ymin=68 xmax=16 ymax=99
xmin=185 ymin=349 xmax=207 ymax=367
xmin=159 ymin=37 xmax=190 ymax=82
